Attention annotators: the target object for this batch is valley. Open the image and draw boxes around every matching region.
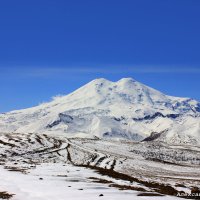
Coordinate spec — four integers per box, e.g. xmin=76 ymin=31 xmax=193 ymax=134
xmin=0 ymin=132 xmax=199 ymax=199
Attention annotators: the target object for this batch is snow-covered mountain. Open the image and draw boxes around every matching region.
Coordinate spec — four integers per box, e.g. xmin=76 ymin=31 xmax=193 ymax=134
xmin=0 ymin=78 xmax=200 ymax=144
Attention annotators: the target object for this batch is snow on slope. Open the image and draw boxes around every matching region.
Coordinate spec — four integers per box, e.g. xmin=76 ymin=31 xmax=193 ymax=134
xmin=0 ymin=78 xmax=200 ymax=144
xmin=1 ymin=163 xmax=159 ymax=200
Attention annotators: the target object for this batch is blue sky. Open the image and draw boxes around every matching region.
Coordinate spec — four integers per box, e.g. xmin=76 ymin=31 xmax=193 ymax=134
xmin=0 ymin=0 xmax=200 ymax=112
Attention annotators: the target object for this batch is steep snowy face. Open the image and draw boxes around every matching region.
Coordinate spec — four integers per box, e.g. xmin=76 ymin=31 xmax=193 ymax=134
xmin=0 ymin=78 xmax=199 ymax=144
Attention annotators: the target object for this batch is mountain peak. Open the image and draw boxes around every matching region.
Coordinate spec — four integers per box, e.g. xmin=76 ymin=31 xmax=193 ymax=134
xmin=89 ymin=78 xmax=112 ymax=85
xmin=90 ymin=77 xmax=137 ymax=85
xmin=116 ymin=77 xmax=137 ymax=87
xmin=117 ymin=77 xmax=136 ymax=83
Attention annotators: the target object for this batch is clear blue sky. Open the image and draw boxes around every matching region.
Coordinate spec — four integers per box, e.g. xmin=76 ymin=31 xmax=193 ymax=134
xmin=0 ymin=0 xmax=200 ymax=112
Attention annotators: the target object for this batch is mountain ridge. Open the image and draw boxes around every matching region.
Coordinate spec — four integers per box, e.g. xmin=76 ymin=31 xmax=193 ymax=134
xmin=0 ymin=77 xmax=199 ymax=145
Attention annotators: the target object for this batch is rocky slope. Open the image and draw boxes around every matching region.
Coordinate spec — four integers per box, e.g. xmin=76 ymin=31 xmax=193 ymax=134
xmin=0 ymin=132 xmax=200 ymax=198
